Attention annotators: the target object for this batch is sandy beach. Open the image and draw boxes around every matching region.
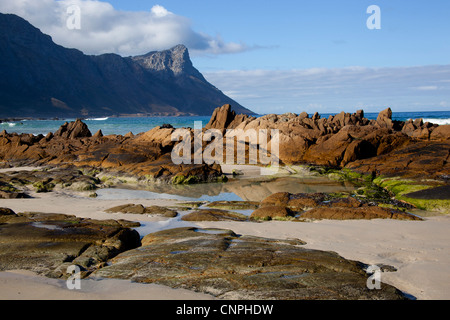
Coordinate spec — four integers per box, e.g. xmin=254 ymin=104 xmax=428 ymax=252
xmin=1 ymin=187 xmax=449 ymax=300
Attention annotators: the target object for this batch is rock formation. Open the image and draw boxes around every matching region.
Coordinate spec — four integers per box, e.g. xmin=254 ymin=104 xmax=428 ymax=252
xmin=251 ymin=192 xmax=422 ymax=221
xmin=0 ymin=13 xmax=253 ymax=118
xmin=0 ymin=210 xmax=141 ymax=278
xmin=92 ymin=227 xmax=407 ymax=300
xmin=0 ymin=121 xmax=224 ymax=184
xmin=205 ymin=105 xmax=450 ymax=180
xmin=0 ymin=105 xmax=449 ymax=184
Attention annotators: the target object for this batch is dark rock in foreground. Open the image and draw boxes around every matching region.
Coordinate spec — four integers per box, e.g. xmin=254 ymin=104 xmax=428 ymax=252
xmin=93 ymin=227 xmax=407 ymax=300
xmin=0 ymin=209 xmax=141 ymax=278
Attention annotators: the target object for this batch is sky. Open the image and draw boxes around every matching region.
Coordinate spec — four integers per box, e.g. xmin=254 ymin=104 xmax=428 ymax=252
xmin=1 ymin=0 xmax=449 ymax=114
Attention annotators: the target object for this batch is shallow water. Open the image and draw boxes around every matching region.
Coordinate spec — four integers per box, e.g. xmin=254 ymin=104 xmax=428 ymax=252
xmin=96 ymin=175 xmax=356 ymax=203
xmin=97 ymin=174 xmax=358 ymax=237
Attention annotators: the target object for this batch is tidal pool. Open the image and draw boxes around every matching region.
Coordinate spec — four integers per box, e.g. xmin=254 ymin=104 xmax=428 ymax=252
xmin=95 ymin=175 xmax=356 ymax=203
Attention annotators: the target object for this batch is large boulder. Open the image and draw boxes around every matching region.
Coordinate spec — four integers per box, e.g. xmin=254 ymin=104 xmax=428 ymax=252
xmin=430 ymin=125 xmax=450 ymax=140
xmin=250 ymin=206 xmax=293 ymax=220
xmin=54 ymin=119 xmax=92 ymax=139
xmin=93 ymin=227 xmax=407 ymax=300
xmin=376 ymin=108 xmax=394 ymax=129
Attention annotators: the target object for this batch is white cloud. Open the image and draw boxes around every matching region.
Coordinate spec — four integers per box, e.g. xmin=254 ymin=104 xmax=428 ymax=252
xmin=0 ymin=0 xmax=250 ymax=56
xmin=413 ymin=86 xmax=438 ymax=91
xmin=204 ymin=65 xmax=450 ymax=114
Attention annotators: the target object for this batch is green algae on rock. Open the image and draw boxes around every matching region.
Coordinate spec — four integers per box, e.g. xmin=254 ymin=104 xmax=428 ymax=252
xmin=373 ymin=177 xmax=450 ymax=214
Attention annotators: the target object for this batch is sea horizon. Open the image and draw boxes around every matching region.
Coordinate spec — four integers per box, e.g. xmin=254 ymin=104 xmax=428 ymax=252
xmin=1 ymin=110 xmax=450 ymax=137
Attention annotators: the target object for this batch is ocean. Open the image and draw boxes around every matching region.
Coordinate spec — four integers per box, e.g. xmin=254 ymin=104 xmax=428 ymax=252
xmin=1 ymin=111 xmax=449 ymax=136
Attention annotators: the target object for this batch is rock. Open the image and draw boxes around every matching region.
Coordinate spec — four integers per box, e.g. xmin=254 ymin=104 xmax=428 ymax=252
xmin=0 ymin=207 xmax=16 ymax=216
xmin=0 ymin=190 xmax=28 ymax=199
xmin=54 ymin=119 xmax=92 ymax=139
xmin=105 ymin=204 xmax=178 ymax=217
xmin=430 ymin=125 xmax=450 ymax=140
xmin=106 ymin=204 xmax=146 ymax=214
xmin=257 ymin=192 xmax=423 ymax=221
xmin=376 ymin=108 xmax=394 ymax=129
xmin=181 ymin=209 xmax=247 ymax=221
xmin=1 ymin=106 xmax=448 ymax=183
xmin=204 ymin=104 xmax=234 ymax=132
xmin=144 ymin=206 xmax=178 ymax=217
xmin=250 ymin=206 xmax=293 ymax=220
xmin=93 ymin=227 xmax=407 ymax=300
xmin=355 ymin=109 xmax=364 ymax=120
xmin=260 ymin=192 xmax=290 ymax=207
xmin=412 ymin=127 xmax=430 ymax=140
xmin=326 ymin=196 xmax=364 ymax=208
xmin=300 ymin=206 xmax=422 ymax=221
xmin=93 ymin=129 xmax=103 ymax=138
xmin=0 ymin=207 xmax=17 ymax=223
xmin=207 ymin=201 xmax=260 ymax=210
xmin=286 ymin=193 xmax=326 ymax=210
xmin=341 ymin=139 xmax=377 ymax=166
xmin=0 ymin=212 xmax=141 ymax=278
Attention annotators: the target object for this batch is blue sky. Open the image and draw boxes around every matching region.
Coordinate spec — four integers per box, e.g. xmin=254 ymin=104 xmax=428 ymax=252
xmin=107 ymin=0 xmax=450 ymax=70
xmin=1 ymin=0 xmax=449 ymax=114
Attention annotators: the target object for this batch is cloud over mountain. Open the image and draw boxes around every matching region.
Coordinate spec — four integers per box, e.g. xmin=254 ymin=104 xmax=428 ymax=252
xmin=0 ymin=0 xmax=250 ymax=56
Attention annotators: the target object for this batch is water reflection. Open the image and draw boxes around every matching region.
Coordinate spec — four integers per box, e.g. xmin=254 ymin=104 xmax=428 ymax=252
xmin=96 ymin=175 xmax=356 ymax=202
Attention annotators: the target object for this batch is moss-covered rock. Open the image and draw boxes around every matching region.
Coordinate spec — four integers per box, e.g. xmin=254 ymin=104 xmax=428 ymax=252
xmin=373 ymin=177 xmax=449 ymax=214
xmin=32 ymin=181 xmax=55 ymax=193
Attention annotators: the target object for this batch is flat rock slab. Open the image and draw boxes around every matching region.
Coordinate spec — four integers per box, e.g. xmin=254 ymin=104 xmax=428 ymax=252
xmin=181 ymin=209 xmax=248 ymax=222
xmin=105 ymin=204 xmax=178 ymax=217
xmin=0 ymin=209 xmax=141 ymax=278
xmin=93 ymin=227 xmax=407 ymax=300
xmin=252 ymin=192 xmax=422 ymax=221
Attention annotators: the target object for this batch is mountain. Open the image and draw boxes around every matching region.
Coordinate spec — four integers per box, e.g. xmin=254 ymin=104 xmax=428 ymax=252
xmin=0 ymin=13 xmax=253 ymax=118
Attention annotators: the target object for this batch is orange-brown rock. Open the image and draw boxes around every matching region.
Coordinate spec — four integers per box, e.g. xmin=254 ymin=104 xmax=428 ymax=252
xmin=300 ymin=206 xmax=421 ymax=221
xmin=1 ymin=105 xmax=449 ymax=182
xmin=206 ymin=105 xmax=449 ymax=179
xmin=0 ymin=121 xmax=223 ymax=183
xmin=250 ymin=206 xmax=293 ymax=220
xmin=255 ymin=192 xmax=422 ymax=221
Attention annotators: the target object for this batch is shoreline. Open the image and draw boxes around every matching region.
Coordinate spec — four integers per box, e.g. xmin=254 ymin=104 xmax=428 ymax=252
xmin=0 ymin=189 xmax=449 ymax=300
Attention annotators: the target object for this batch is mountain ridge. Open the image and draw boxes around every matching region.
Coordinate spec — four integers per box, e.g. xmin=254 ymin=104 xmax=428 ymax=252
xmin=0 ymin=13 xmax=253 ymax=118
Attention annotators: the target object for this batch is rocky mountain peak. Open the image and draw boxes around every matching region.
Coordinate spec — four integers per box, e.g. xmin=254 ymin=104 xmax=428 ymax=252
xmin=132 ymin=44 xmax=203 ymax=79
xmin=0 ymin=13 xmax=252 ymax=118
